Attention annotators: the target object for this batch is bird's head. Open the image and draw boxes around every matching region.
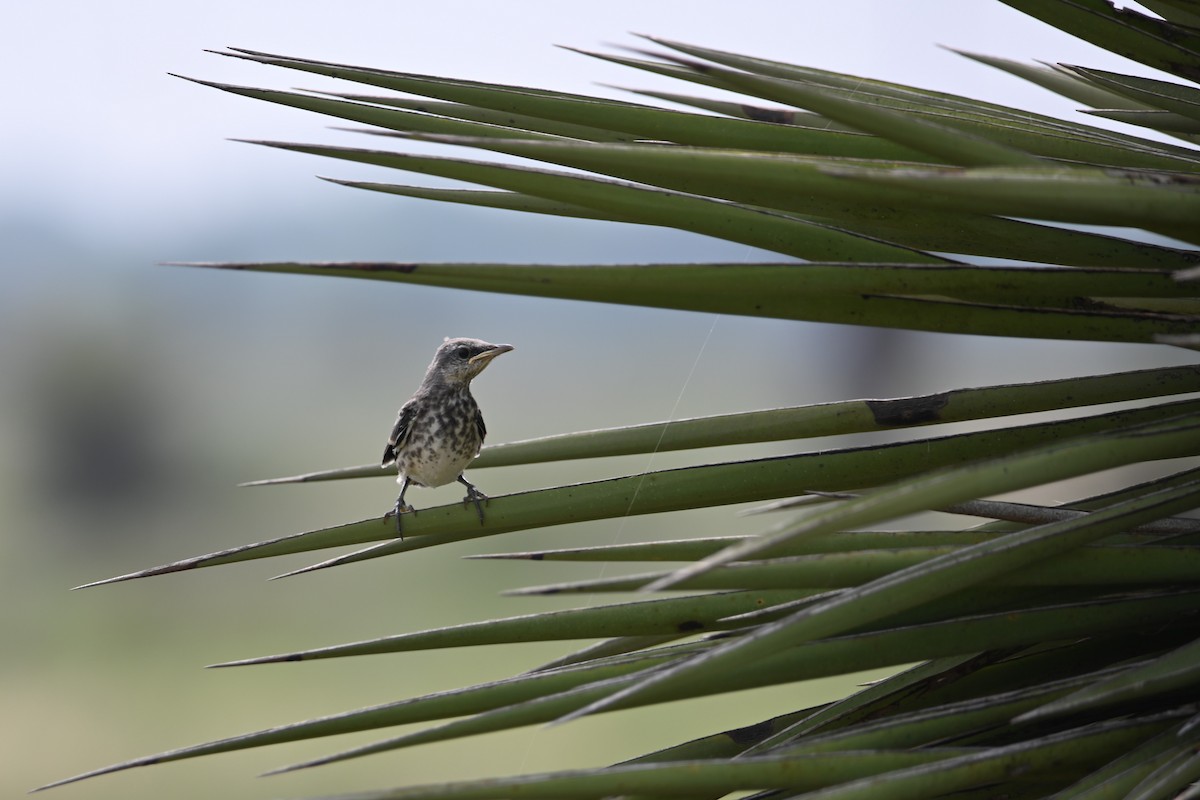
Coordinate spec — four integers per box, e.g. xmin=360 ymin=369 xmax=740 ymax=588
xmin=427 ymin=337 xmax=514 ymax=386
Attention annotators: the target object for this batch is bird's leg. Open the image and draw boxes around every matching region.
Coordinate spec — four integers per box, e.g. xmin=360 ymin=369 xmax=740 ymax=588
xmin=457 ymin=474 xmax=489 ymax=525
xmin=383 ymin=476 xmax=416 ymax=535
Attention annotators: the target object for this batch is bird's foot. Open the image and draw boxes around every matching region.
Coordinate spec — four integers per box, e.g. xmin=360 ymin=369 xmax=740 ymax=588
xmin=461 ymin=485 xmax=489 ymax=525
xmin=383 ymin=501 xmax=416 ymax=536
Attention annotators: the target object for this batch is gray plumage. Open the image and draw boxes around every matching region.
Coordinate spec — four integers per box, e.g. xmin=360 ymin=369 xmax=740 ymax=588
xmin=382 ymin=337 xmax=513 ymax=533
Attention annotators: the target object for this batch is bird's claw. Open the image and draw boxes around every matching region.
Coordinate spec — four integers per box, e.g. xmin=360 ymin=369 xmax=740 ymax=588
xmin=383 ymin=501 xmax=416 ymax=536
xmin=462 ymin=486 xmax=489 ymax=525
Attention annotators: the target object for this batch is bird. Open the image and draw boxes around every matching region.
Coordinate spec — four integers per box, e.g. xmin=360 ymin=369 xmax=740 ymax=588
xmin=381 ymin=337 xmax=513 ymax=534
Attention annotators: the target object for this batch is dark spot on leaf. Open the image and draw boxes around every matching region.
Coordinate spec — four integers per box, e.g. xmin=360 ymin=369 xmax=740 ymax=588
xmin=284 ymin=654 xmax=303 ymax=662
xmin=346 ymin=262 xmax=419 ymax=273
xmin=677 ymin=619 xmax=705 ymax=632
xmin=727 ymin=719 xmax=774 ymax=745
xmin=1069 ymin=296 xmax=1120 ymax=311
xmin=741 ymin=105 xmax=795 ymax=124
xmin=530 ymin=553 xmax=544 ymax=561
xmin=867 ymin=393 xmax=950 ymax=426
xmin=1174 ymin=63 xmax=1200 ymax=83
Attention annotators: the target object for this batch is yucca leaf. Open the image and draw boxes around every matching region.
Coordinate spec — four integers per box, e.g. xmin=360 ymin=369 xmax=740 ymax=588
xmin=564 ymin=439 xmax=1200 ymax=721
xmin=45 ymin=591 xmax=1198 ymax=790
xmin=1063 ymin=66 xmax=1200 ymax=123
xmin=294 ymin=751 xmax=960 ymax=800
xmin=634 ymin=35 xmax=1126 ymax=127
xmin=209 ymin=590 xmax=805 ymax=666
xmin=634 ymin=35 xmax=1042 ymax=110
xmin=774 ymin=664 xmax=1137 ymax=755
xmin=607 ymin=85 xmax=856 ymax=131
xmin=999 ymin=0 xmax=1200 ymax=83
xmin=648 ymin=412 xmax=1200 ymax=589
xmin=526 ymin=633 xmax=695 ymax=674
xmin=946 ymin=48 xmax=1152 ymax=110
xmin=300 ymin=131 xmax=1060 ymax=262
xmin=264 ymin=668 xmax=676 ymax=775
xmin=175 ymin=76 xmax=567 ymax=141
xmin=819 ymin=163 xmax=1200 ymax=242
xmin=1017 ymin=634 xmax=1200 ymax=724
xmin=263 ymin=592 xmax=1200 ymax=775
xmin=509 ymin=544 xmax=1200 ymax=595
xmin=1049 ymin=724 xmax=1191 ymax=800
xmin=290 ymin=136 xmax=1200 ymax=268
xmin=738 ymin=654 xmax=1003 ymax=756
xmin=636 ymin=67 xmax=1040 ymax=168
xmin=357 ymin=132 xmax=1200 ymax=263
xmin=174 ymin=257 xmax=1200 ymax=341
xmin=774 ymin=716 xmax=1180 ymax=800
xmin=479 ymin=477 xmax=1200 ymax=561
xmin=182 ymin=260 xmax=1196 ymax=317
xmin=319 ymin=91 xmax=639 ymax=141
xmin=605 ymin=38 xmax=1189 ymax=166
xmin=295 ymin=705 xmax=1176 ymax=791
xmin=189 ymin=260 xmax=1200 ymax=327
xmin=1084 ymin=109 xmax=1200 ymax=139
xmin=1124 ymin=740 xmax=1200 ymax=800
xmin=33 ymin=652 xmax=674 ymax=792
xmin=614 ymin=706 xmax=820 ymax=764
xmin=328 ymin=182 xmax=621 ymax=220
xmin=215 ymin=48 xmax=935 ymax=160
xmin=629 ymin=37 xmax=1200 ymax=171
xmin=473 ymin=533 xmax=981 ymax=563
xmin=248 ymin=140 xmax=948 ymax=264
xmin=1139 ymin=0 xmax=1200 ymax=29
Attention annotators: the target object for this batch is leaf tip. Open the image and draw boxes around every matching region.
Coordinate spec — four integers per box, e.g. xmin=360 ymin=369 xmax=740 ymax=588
xmin=71 ymin=572 xmax=139 ymax=591
xmin=258 ymin=762 xmax=301 ymax=778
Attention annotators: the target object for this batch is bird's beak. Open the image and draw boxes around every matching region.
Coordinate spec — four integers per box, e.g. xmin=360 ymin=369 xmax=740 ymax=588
xmin=469 ymin=344 xmax=514 ymax=364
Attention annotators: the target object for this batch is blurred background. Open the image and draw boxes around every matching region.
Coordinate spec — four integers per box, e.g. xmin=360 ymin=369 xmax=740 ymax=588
xmin=3 ymin=2 xmax=1195 ymax=798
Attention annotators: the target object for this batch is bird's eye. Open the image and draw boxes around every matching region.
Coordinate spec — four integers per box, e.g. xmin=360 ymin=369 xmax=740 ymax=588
xmin=456 ymin=347 xmax=471 ymax=359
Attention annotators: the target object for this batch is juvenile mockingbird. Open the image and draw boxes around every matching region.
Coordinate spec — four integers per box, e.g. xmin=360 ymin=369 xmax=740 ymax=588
xmin=382 ymin=337 xmax=513 ymax=533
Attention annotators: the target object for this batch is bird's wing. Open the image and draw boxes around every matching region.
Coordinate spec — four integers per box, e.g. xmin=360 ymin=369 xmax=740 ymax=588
xmin=382 ymin=400 xmax=418 ymax=467
xmin=474 ymin=407 xmax=487 ymax=455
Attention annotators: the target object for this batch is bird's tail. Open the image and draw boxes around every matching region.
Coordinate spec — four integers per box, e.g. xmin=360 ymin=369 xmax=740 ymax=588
xmin=381 ymin=444 xmax=398 ymax=467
